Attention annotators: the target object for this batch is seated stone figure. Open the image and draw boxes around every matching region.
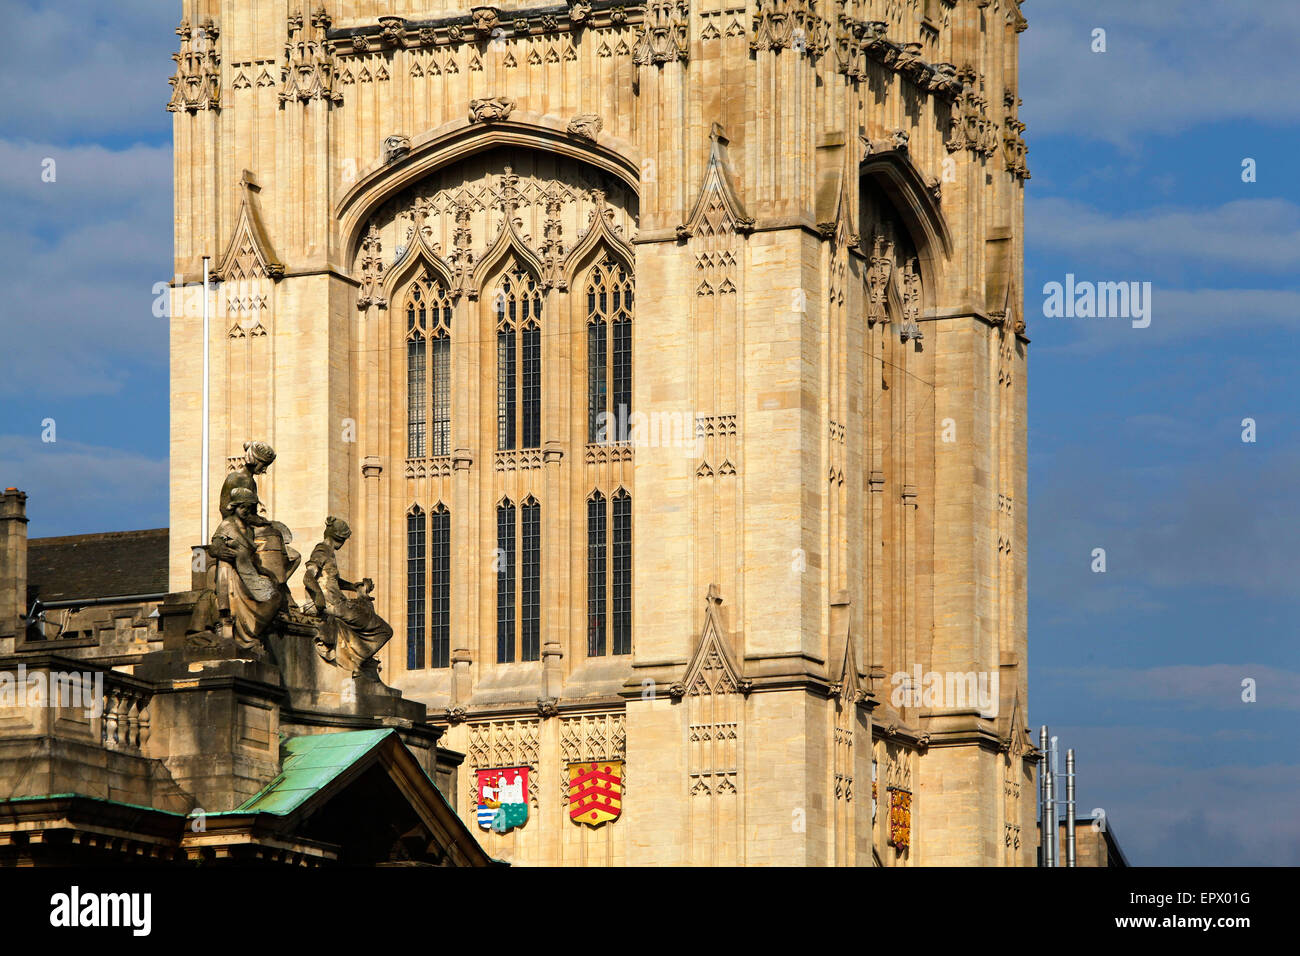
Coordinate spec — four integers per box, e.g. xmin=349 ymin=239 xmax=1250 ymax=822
xmin=303 ymin=517 xmax=394 ymax=678
xmin=189 ymin=487 xmax=286 ymax=653
xmin=220 ymin=440 xmax=300 ymax=610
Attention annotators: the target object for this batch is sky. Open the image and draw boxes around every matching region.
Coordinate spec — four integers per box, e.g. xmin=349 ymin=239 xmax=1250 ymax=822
xmin=0 ymin=0 xmax=1297 ymax=864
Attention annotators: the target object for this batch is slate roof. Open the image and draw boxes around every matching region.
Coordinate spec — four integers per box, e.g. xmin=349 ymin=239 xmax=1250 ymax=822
xmin=27 ymin=528 xmax=169 ymax=603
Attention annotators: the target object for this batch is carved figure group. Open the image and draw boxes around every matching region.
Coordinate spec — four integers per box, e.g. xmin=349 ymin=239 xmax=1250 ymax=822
xmin=187 ymin=441 xmax=394 ymax=676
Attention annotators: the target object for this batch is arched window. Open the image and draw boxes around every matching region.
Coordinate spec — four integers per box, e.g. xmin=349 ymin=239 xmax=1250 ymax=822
xmin=586 ymin=256 xmax=634 ymax=443
xmin=497 ymin=496 xmax=542 ymax=663
xmin=406 ymin=506 xmax=426 ymax=669
xmin=430 ymin=503 xmax=451 ymax=668
xmin=494 ymin=262 xmax=543 ymax=450
xmin=587 ymin=487 xmax=632 ymax=656
xmin=406 ymin=274 xmax=453 ymax=458
xmin=408 ymin=502 xmax=451 ymax=670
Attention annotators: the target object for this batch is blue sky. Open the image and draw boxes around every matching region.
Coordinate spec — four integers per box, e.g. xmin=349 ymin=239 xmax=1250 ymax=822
xmin=0 ymin=1 xmax=1297 ymax=864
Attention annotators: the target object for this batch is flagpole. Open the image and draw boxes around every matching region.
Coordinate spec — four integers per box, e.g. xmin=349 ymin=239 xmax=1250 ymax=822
xmin=201 ymin=256 xmax=211 ymax=544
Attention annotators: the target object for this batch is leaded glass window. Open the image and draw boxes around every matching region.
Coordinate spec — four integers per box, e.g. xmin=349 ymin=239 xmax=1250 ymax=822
xmin=586 ymin=256 xmax=634 ymax=443
xmin=494 ymin=262 xmax=543 ymax=450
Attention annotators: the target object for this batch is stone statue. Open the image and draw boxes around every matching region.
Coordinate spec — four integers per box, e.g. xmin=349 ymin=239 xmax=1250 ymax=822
xmin=189 ymin=487 xmax=287 ymax=652
xmin=221 ymin=440 xmax=274 ymax=519
xmin=219 ymin=440 xmax=300 ymax=610
xmin=303 ymin=516 xmax=394 ymax=677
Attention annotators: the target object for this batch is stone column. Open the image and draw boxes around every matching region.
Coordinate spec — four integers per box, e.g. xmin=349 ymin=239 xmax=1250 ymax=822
xmin=0 ymin=488 xmax=28 ymax=648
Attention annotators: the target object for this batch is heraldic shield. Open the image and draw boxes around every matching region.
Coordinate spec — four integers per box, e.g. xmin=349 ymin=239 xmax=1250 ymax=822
xmin=477 ymin=767 xmax=529 ymax=833
xmin=567 ymin=760 xmax=623 ymax=827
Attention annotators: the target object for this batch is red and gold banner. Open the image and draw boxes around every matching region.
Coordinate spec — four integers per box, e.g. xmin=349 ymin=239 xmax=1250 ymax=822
xmin=567 ymin=760 xmax=623 ymax=827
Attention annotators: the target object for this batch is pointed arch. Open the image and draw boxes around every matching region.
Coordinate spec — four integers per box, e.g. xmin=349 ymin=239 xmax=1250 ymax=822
xmin=564 ymin=194 xmax=636 ymax=287
xmin=336 ymin=115 xmax=642 ymax=265
xmin=859 ymin=151 xmax=952 ymax=304
xmin=214 ymin=173 xmax=284 ymax=281
xmin=681 ymin=586 xmax=746 ymax=696
xmin=582 ymin=251 xmax=635 ymax=444
xmin=678 ymin=125 xmax=754 ymax=239
xmin=384 ymin=236 xmax=455 ymax=304
xmin=491 ymin=257 xmax=545 ymax=451
xmin=406 ymin=504 xmax=427 ymax=670
xmin=470 ymin=217 xmax=549 ymax=299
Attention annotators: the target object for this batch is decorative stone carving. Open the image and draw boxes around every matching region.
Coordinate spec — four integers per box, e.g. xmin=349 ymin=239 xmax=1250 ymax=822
xmin=568 ymin=0 xmax=593 ymax=26
xmin=900 ymin=258 xmax=923 ymax=343
xmin=468 ymin=96 xmax=516 ymax=122
xmin=678 ymin=125 xmax=755 ymax=238
xmin=167 ymin=17 xmax=221 ymax=113
xmin=378 ymin=16 xmax=407 ymax=47
xmin=751 ymin=0 xmax=821 ymax=54
xmin=633 ymin=0 xmax=690 ymax=65
xmin=928 ymin=61 xmax=962 ymax=97
xmin=280 ymin=8 xmax=343 ymax=104
xmin=448 ymin=198 xmax=476 ymax=298
xmin=382 ymin=134 xmax=410 ymax=163
xmin=471 ymin=7 xmax=500 ymax=35
xmin=947 ymin=68 xmax=1000 ymax=157
xmin=187 ymin=443 xmax=300 ymax=655
xmin=467 ymin=720 xmax=542 ymax=808
xmin=566 ymin=113 xmax=603 ymax=140
xmin=538 ymin=186 xmax=567 ymax=290
xmin=357 ymin=224 xmax=387 ymax=310
xmin=865 ymin=232 xmax=893 ymax=328
xmin=303 ymin=516 xmax=395 ymax=678
xmin=1002 ymin=94 xmax=1030 ymax=180
xmin=861 ymin=130 xmax=908 ymax=157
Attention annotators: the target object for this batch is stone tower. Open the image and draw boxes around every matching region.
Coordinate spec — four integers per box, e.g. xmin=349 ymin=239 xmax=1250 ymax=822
xmin=168 ymin=0 xmax=1034 ymax=865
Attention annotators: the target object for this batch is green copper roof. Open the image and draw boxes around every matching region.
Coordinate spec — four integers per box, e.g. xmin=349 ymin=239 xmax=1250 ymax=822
xmin=228 ymin=729 xmax=395 ymax=816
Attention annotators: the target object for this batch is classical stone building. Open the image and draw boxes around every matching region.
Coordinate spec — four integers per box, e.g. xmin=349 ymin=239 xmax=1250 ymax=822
xmin=166 ymin=0 xmax=1034 ymax=865
xmin=0 ymin=488 xmax=497 ymax=866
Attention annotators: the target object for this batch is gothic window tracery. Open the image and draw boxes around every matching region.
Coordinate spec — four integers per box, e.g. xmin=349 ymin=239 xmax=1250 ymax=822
xmin=405 ymin=273 xmax=453 ymax=459
xmin=585 ymin=255 xmax=634 ymax=443
xmin=497 ymin=495 xmax=541 ymax=663
xmin=494 ymin=262 xmax=543 ymax=451
xmin=587 ymin=487 xmax=632 ymax=657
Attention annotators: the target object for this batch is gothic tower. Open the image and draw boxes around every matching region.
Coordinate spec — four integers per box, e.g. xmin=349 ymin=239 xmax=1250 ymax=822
xmin=168 ymin=0 xmax=1034 ymax=865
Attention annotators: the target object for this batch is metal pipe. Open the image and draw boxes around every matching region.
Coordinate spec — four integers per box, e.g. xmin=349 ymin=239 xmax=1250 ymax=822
xmin=201 ymin=256 xmax=211 ymax=545
xmin=1066 ymin=749 xmax=1077 ymax=867
xmin=33 ymin=594 xmax=169 ymax=611
xmin=1039 ymin=725 xmax=1049 ymax=867
xmin=1045 ymin=734 xmax=1057 ymax=867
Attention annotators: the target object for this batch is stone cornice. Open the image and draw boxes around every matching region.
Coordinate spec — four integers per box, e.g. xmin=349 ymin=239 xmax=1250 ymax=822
xmin=327 ymin=1 xmax=643 ymax=56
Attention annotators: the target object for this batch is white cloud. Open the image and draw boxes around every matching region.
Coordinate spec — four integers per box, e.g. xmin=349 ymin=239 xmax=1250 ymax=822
xmin=1028 ymin=197 xmax=1300 ymax=276
xmin=0 ymin=434 xmax=167 ymax=536
xmin=1021 ymin=0 xmax=1300 ymax=144
xmin=0 ymin=139 xmax=172 ymax=396
xmin=0 ymin=0 xmax=177 ymax=141
xmin=1043 ymin=665 xmax=1300 ymax=710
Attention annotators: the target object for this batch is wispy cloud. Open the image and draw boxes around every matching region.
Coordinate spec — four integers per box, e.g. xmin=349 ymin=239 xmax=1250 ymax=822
xmin=0 ymin=434 xmax=167 ymax=536
xmin=0 ymin=0 xmax=175 ymax=142
xmin=1043 ymin=665 xmax=1300 ymax=710
xmin=1022 ymin=0 xmax=1300 ymax=145
xmin=0 ymin=139 xmax=172 ymax=396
